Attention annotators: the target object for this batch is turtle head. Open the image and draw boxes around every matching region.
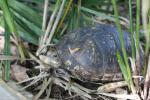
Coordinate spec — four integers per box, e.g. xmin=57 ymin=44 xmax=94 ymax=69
xmin=39 ymin=47 xmax=61 ymax=68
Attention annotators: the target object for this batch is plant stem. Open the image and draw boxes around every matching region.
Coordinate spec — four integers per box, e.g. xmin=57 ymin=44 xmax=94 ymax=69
xmin=129 ymin=0 xmax=135 ymax=58
xmin=112 ymin=0 xmax=134 ymax=92
xmin=47 ymin=0 xmax=66 ymax=44
xmin=42 ymin=0 xmax=49 ymax=31
xmin=135 ymin=0 xmax=140 ymax=52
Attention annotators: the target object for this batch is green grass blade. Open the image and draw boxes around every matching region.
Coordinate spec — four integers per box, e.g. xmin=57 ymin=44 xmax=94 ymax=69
xmin=13 ymin=11 xmax=43 ymax=37
xmin=80 ymin=6 xmax=115 ymax=21
xmin=135 ymin=0 xmax=140 ymax=52
xmin=144 ymin=4 xmax=150 ymax=55
xmin=56 ymin=0 xmax=73 ymax=32
xmin=4 ymin=20 xmax=11 ymax=81
xmin=0 ymin=0 xmax=15 ymax=81
xmin=0 ymin=0 xmax=26 ymax=60
xmin=112 ymin=0 xmax=130 ymax=71
xmin=8 ymin=0 xmax=42 ymax=28
xmin=129 ymin=0 xmax=135 ymax=58
xmin=0 ymin=0 xmax=17 ymax=35
xmin=112 ymin=0 xmax=133 ymax=90
xmin=145 ymin=19 xmax=150 ymax=54
xmin=117 ymin=52 xmax=128 ymax=82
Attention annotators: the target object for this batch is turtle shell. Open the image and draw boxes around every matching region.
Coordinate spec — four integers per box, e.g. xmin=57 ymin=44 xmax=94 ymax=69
xmin=56 ymin=24 xmax=132 ymax=82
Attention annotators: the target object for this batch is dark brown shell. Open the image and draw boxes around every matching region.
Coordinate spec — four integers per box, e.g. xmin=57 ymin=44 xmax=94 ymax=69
xmin=56 ymin=24 xmax=132 ymax=82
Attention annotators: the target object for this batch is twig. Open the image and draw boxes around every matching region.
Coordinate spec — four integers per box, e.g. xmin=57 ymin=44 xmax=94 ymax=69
xmin=53 ymin=77 xmax=92 ymax=99
xmin=0 ymin=55 xmax=20 ymax=60
xmin=93 ymin=95 xmax=112 ymax=100
xmin=21 ymin=77 xmax=41 ymax=90
xmin=97 ymin=93 xmax=140 ymax=100
xmin=45 ymin=78 xmax=53 ymax=99
xmin=33 ymin=77 xmax=53 ymax=100
xmin=97 ymin=81 xmax=127 ymax=93
xmin=19 ymin=72 xmax=48 ymax=90
xmin=17 ymin=72 xmax=49 ymax=84
xmin=28 ymin=51 xmax=50 ymax=70
xmin=64 ymin=94 xmax=79 ymax=100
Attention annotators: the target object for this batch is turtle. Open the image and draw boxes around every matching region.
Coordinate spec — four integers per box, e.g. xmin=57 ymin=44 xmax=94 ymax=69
xmin=39 ymin=24 xmax=142 ymax=82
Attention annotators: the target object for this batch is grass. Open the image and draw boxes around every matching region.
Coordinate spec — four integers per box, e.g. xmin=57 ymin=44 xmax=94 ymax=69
xmin=129 ymin=0 xmax=135 ymax=58
xmin=0 ymin=0 xmax=150 ymax=99
xmin=112 ymin=0 xmax=135 ymax=92
xmin=135 ymin=0 xmax=140 ymax=52
xmin=0 ymin=0 xmax=15 ymax=80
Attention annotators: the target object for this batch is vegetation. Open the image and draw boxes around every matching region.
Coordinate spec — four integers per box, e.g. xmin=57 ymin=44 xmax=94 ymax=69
xmin=0 ymin=0 xmax=150 ymax=99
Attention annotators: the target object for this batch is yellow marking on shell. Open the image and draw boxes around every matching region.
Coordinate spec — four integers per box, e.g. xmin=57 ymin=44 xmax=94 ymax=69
xmin=69 ymin=47 xmax=80 ymax=54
